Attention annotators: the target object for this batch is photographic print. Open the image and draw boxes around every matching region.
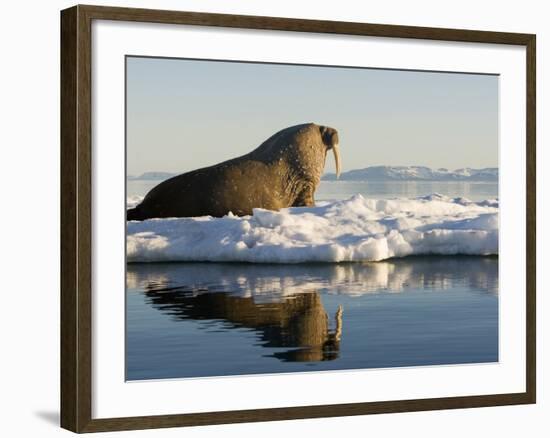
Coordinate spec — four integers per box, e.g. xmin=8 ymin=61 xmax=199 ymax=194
xmin=60 ymin=6 xmax=535 ymax=431
xmin=125 ymin=56 xmax=499 ymax=381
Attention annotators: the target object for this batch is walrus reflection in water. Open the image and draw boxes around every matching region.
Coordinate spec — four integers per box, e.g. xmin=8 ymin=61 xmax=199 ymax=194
xmin=127 ymin=123 xmax=341 ymax=220
xmin=143 ymin=286 xmax=343 ymax=362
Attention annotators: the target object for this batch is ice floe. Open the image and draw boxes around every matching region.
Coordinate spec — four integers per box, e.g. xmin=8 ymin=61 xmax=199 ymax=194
xmin=127 ymin=194 xmax=498 ymax=263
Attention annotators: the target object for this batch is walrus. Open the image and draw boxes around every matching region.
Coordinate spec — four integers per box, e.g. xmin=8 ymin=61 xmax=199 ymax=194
xmin=127 ymin=123 xmax=341 ymax=220
xmin=143 ymin=283 xmax=344 ymax=362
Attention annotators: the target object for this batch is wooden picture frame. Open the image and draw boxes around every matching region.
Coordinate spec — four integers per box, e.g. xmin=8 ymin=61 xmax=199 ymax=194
xmin=61 ymin=4 xmax=536 ymax=433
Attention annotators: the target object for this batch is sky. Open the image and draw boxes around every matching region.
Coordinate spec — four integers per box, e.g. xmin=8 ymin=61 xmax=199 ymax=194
xmin=126 ymin=56 xmax=498 ymax=177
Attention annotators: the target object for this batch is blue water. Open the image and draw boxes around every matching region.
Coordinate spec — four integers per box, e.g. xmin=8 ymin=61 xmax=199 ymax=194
xmin=127 ymin=179 xmax=498 ymax=202
xmin=126 ymin=256 xmax=498 ymax=380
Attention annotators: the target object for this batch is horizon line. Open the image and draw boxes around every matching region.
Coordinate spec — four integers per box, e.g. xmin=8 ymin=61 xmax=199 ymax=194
xmin=128 ymin=164 xmax=499 ymax=177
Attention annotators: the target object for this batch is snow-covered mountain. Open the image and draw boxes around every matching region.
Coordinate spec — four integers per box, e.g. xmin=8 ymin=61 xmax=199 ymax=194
xmin=323 ymin=166 xmax=498 ymax=181
xmin=127 ymin=171 xmax=176 ymax=181
xmin=128 ymin=166 xmax=498 ymax=182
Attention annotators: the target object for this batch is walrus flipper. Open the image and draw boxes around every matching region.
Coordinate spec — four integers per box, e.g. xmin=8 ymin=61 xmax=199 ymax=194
xmin=127 ymin=206 xmax=144 ymax=221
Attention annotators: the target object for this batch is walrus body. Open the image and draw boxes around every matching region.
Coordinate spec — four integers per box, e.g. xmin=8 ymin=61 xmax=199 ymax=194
xmin=127 ymin=123 xmax=340 ymax=220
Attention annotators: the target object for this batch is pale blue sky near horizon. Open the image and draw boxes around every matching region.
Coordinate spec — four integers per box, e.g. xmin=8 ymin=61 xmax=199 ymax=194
xmin=126 ymin=56 xmax=498 ymax=177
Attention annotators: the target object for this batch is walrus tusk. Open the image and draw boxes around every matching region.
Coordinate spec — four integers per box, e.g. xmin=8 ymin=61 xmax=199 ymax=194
xmin=332 ymin=142 xmax=341 ymax=179
xmin=334 ymin=305 xmax=343 ymax=342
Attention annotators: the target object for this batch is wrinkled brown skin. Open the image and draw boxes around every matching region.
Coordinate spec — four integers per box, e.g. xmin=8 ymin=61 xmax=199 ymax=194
xmin=127 ymin=123 xmax=339 ymax=220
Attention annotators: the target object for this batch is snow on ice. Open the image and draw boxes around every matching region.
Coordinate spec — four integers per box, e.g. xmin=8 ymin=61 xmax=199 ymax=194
xmin=126 ymin=194 xmax=498 ymax=263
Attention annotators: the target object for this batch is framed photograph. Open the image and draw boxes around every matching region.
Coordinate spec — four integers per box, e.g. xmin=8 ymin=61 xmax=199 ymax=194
xmin=60 ymin=4 xmax=536 ymax=433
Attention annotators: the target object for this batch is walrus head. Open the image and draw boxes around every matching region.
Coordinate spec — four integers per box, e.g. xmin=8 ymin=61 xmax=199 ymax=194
xmin=254 ymin=123 xmax=340 ymax=177
xmin=319 ymin=125 xmax=341 ymax=178
xmin=250 ymin=123 xmax=341 ymax=204
xmin=252 ymin=123 xmax=341 ymax=208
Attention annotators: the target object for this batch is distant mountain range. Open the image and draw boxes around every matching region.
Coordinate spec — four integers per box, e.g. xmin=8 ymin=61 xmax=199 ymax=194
xmin=127 ymin=171 xmax=176 ymax=181
xmin=322 ymin=166 xmax=498 ymax=181
xmin=128 ymin=166 xmax=498 ymax=182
